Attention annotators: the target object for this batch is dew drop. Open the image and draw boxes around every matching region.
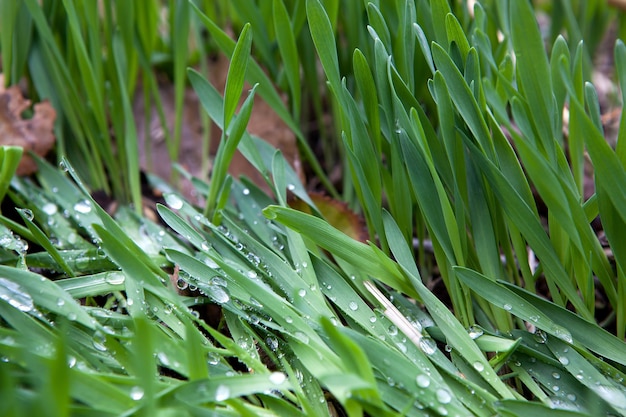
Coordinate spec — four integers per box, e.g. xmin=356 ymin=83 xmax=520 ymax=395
xmin=67 ymin=356 xmax=77 ymax=368
xmin=369 ymin=316 xmax=377 ymax=323
xmin=246 ymin=270 xmax=258 ymax=279
xmin=416 ymin=374 xmax=430 ymax=388
xmin=298 ymin=288 xmax=306 ymax=297
xmin=473 ymin=361 xmax=485 ymax=372
xmin=533 ymin=330 xmax=547 ymax=344
xmin=269 ymin=372 xmax=286 ymax=385
xmin=294 ymin=331 xmax=309 ymax=343
xmin=388 ymin=325 xmax=398 ymax=336
xmin=552 ymin=372 xmax=561 ymax=380
xmin=249 ymin=297 xmax=263 ymax=308
xmin=436 ymin=388 xmax=452 ymax=404
xmin=242 ymin=188 xmax=250 ymax=195
xmin=215 ymin=384 xmax=230 ymax=401
xmin=287 ymin=184 xmax=296 ymax=191
xmin=73 ymin=199 xmax=92 ymax=214
xmin=468 ymin=325 xmax=484 ymax=339
xmin=59 ymin=160 xmax=69 ymax=172
xmin=22 ymin=209 xmax=34 ymax=221
xmin=176 ymin=278 xmax=188 ymax=290
xmin=92 ymin=334 xmax=107 ymax=352
xmin=348 ymin=301 xmax=358 ymax=311
xmin=104 ymin=273 xmax=125 ymax=285
xmin=130 ymin=386 xmax=144 ymax=401
xmin=554 ymin=328 xmax=573 ymax=343
xmin=285 ymin=316 xmax=293 ymax=324
xmin=266 ymin=337 xmax=279 ymax=351
xmin=210 ymin=286 xmax=230 ymax=304
xmin=0 ymin=278 xmax=34 ymax=312
xmin=56 ymin=298 xmax=66 ymax=307
xmin=558 ymin=356 xmax=570 ymax=366
xmin=419 ymin=337 xmax=437 ymax=355
xmin=210 ymin=276 xmax=227 ymax=287
xmin=503 ymin=303 xmax=512 ymax=311
xmin=164 ymin=193 xmax=184 ymax=210
xmin=157 ymin=351 xmax=170 ymax=366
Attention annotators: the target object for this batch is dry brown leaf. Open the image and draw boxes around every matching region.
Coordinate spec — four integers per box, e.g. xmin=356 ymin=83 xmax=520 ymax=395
xmin=289 ymin=192 xmax=368 ymax=243
xmin=608 ymin=0 xmax=626 ymax=10
xmin=0 ymin=74 xmax=56 ymax=175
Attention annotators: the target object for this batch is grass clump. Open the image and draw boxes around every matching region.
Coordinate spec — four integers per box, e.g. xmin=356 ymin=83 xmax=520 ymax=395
xmin=1 ymin=0 xmax=626 ymax=416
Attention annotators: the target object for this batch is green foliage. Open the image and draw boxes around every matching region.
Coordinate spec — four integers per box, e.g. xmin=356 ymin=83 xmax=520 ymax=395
xmin=1 ymin=1 xmax=626 ymax=416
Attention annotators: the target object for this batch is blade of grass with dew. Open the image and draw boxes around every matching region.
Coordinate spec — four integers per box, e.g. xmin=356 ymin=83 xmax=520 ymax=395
xmin=161 ymin=373 xmax=291 ymax=406
xmin=455 ymin=267 xmax=574 ymax=343
xmin=502 ymin=282 xmax=626 ymax=365
xmin=319 ymin=318 xmax=386 ymax=412
xmin=163 ymin=245 xmax=333 ymax=354
xmin=57 ymin=156 xmax=169 ymax=280
xmin=546 ymin=336 xmax=626 ymax=415
xmin=15 ymin=208 xmax=75 ymax=277
xmin=496 ymin=400 xmax=594 ymax=417
xmin=382 ymin=211 xmax=513 ymax=399
xmin=262 ymin=205 xmax=415 ymax=298
xmin=0 ymin=265 xmax=97 ymax=329
xmin=56 ymin=272 xmax=126 ymax=298
xmin=93 ymin=224 xmax=184 ymax=320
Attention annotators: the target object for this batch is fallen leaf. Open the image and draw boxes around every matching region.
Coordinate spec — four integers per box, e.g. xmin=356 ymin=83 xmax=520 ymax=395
xmin=0 ymin=74 xmax=56 ymax=175
xmin=289 ymin=192 xmax=368 ymax=243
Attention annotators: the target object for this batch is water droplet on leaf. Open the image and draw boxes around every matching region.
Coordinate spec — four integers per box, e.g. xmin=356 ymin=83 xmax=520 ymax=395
xmin=164 ymin=193 xmax=184 ymax=210
xmin=73 ymin=199 xmax=92 ymax=214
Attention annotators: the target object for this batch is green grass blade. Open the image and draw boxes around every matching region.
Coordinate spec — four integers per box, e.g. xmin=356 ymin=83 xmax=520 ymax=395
xmin=0 ymin=146 xmax=22 ymax=205
xmin=223 ymin=23 xmax=252 ymax=130
xmin=306 ymin=0 xmax=340 ymax=93
xmin=273 ymin=0 xmax=302 ymax=116
xmin=15 ymin=208 xmax=75 ymax=277
xmin=0 ymin=266 xmax=96 ymax=329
